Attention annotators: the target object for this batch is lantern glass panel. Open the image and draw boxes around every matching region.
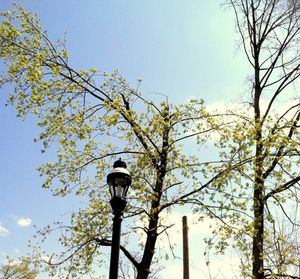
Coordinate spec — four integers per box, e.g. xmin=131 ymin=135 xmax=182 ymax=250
xmin=115 ymin=185 xmax=125 ymax=198
xmin=109 ymin=185 xmax=114 ymax=198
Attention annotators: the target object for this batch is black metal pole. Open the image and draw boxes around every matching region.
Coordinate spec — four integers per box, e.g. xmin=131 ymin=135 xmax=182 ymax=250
xmin=109 ymin=197 xmax=127 ymax=279
xmin=109 ymin=212 xmax=122 ymax=279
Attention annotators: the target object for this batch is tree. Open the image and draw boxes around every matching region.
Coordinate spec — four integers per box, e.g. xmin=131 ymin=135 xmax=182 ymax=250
xmin=200 ymin=0 xmax=300 ymax=278
xmin=2 ymin=2 xmax=300 ymax=279
xmin=0 ymin=5 xmax=230 ymax=279
xmin=0 ymin=258 xmax=38 ymax=279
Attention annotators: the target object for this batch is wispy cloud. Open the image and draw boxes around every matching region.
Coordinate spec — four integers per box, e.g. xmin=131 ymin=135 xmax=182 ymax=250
xmin=17 ymin=218 xmax=32 ymax=227
xmin=11 ymin=215 xmax=32 ymax=227
xmin=136 ymin=212 xmax=215 ymax=250
xmin=0 ymin=223 xmax=9 ymax=237
xmin=135 ymin=211 xmax=243 ymax=278
xmin=160 ymin=254 xmax=241 ymax=279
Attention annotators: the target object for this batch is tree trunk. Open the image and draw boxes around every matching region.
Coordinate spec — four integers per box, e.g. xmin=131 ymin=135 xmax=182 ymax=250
xmin=252 ymin=12 xmax=265 ymax=275
xmin=136 ymin=105 xmax=169 ymax=279
xmin=252 ymin=117 xmax=265 ymax=279
xmin=136 ymin=212 xmax=159 ymax=279
xmin=252 ymin=179 xmax=264 ymax=279
xmin=136 ymin=168 xmax=167 ymax=278
xmin=252 ymin=95 xmax=265 ymax=278
xmin=135 ymin=170 xmax=165 ymax=279
xmin=252 ymin=105 xmax=265 ymax=279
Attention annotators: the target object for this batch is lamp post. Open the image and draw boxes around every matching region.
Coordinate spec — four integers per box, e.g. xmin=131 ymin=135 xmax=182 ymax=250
xmin=107 ymin=159 xmax=132 ymax=279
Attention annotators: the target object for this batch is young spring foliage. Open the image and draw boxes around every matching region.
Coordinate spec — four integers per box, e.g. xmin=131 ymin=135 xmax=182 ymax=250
xmin=201 ymin=1 xmax=300 ymax=278
xmin=2 ymin=3 xmax=300 ymax=278
xmin=0 ymin=5 xmax=231 ymax=278
xmin=0 ymin=257 xmax=38 ymax=279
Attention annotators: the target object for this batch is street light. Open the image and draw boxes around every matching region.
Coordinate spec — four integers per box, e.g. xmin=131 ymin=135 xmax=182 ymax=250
xmin=107 ymin=158 xmax=132 ymax=279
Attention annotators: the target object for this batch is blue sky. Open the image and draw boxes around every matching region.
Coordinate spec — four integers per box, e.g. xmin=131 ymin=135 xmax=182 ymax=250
xmin=0 ymin=1 xmax=249 ymax=278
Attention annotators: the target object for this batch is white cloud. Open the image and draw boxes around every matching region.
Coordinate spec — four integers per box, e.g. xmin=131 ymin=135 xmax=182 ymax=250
xmin=158 ymin=212 xmax=215 ymax=241
xmin=206 ymin=98 xmax=300 ymax=120
xmin=193 ymin=98 xmax=300 ymax=143
xmin=197 ymin=255 xmax=241 ymax=279
xmin=17 ymin=218 xmax=32 ymax=227
xmin=0 ymin=223 xmax=9 ymax=237
xmin=38 ymin=255 xmax=58 ymax=265
xmin=137 ymin=212 xmax=215 ymax=251
xmin=160 ymin=254 xmax=241 ymax=279
xmin=135 ymin=211 xmax=243 ymax=278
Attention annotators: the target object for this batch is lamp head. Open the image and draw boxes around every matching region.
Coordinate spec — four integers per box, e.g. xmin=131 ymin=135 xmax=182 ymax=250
xmin=107 ymin=159 xmax=132 ymax=199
